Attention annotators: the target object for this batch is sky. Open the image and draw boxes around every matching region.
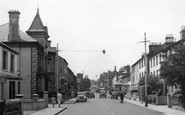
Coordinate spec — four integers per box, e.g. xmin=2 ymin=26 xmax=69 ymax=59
xmin=1 ymin=0 xmax=185 ymax=80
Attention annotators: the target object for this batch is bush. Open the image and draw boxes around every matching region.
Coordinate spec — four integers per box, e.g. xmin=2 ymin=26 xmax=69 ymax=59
xmin=148 ymin=95 xmax=156 ymax=104
xmin=5 ymin=99 xmax=21 ymax=113
xmin=0 ymin=100 xmax=5 ymax=114
xmin=172 ymin=90 xmax=185 ymax=108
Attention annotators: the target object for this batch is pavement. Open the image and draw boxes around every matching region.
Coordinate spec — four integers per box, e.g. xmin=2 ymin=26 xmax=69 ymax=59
xmin=23 ymin=98 xmax=76 ymax=115
xmin=124 ymin=98 xmax=185 ymax=115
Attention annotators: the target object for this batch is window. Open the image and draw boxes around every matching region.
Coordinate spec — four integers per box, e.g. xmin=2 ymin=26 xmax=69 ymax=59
xmin=159 ymin=53 xmax=162 ymax=62
xmin=153 ymin=57 xmax=155 ymax=66
xmin=156 ymin=55 xmax=158 ymax=65
xmin=150 ymin=59 xmax=152 ymax=68
xmin=18 ymin=82 xmax=21 ymax=94
xmin=139 ymin=73 xmax=141 ymax=79
xmin=3 ymin=50 xmax=8 ymax=70
xmin=10 ymin=54 xmax=15 ymax=72
xmin=9 ymin=81 xmax=15 ymax=99
xmin=157 ymin=70 xmax=159 ymax=77
xmin=133 ymin=76 xmax=135 ymax=83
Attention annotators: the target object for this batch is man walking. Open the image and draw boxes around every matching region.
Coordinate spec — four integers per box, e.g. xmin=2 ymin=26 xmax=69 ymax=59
xmin=119 ymin=91 xmax=124 ymax=103
xmin=57 ymin=91 xmax=62 ymax=107
xmin=119 ymin=90 xmax=126 ymax=103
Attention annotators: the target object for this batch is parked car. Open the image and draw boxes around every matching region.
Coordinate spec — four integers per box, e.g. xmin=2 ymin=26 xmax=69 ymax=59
xmin=89 ymin=91 xmax=95 ymax=98
xmin=110 ymin=91 xmax=118 ymax=99
xmin=76 ymin=92 xmax=87 ymax=102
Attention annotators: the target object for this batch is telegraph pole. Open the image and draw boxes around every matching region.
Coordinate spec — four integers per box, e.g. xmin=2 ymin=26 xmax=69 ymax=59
xmin=140 ymin=32 xmax=149 ymax=107
xmin=56 ymin=43 xmax=59 ymax=95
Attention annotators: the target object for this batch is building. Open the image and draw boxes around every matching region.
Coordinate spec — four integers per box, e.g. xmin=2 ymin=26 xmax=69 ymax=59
xmin=0 ymin=10 xmax=57 ymax=99
xmin=0 ymin=42 xmax=20 ymax=99
xmin=131 ymin=27 xmax=185 ymax=95
xmin=131 ymin=59 xmax=140 ymax=90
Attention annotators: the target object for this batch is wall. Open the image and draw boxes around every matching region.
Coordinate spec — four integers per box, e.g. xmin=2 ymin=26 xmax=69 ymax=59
xmin=14 ymin=46 xmax=32 ymax=99
xmin=23 ymin=99 xmax=47 ymax=110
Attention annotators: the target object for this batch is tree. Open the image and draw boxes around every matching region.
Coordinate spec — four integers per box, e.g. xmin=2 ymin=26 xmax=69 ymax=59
xmin=138 ymin=75 xmax=162 ymax=94
xmin=81 ymin=76 xmax=91 ymax=91
xmin=160 ymin=41 xmax=185 ymax=108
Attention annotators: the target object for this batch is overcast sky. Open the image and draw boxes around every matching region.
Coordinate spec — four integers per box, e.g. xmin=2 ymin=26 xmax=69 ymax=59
xmin=1 ymin=0 xmax=185 ymax=80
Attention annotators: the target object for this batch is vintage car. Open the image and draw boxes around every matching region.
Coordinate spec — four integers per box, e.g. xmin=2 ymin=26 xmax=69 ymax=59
xmin=89 ymin=91 xmax=95 ymax=98
xmin=110 ymin=91 xmax=118 ymax=99
xmin=99 ymin=89 xmax=106 ymax=98
xmin=76 ymin=92 xmax=87 ymax=102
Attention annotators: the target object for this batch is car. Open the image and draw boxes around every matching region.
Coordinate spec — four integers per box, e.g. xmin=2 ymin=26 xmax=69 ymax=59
xmin=110 ymin=91 xmax=118 ymax=99
xmin=99 ymin=89 xmax=107 ymax=98
xmin=89 ymin=91 xmax=95 ymax=98
xmin=76 ymin=92 xmax=87 ymax=102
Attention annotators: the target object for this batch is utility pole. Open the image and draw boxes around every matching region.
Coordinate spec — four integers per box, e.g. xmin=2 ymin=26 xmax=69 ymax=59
xmin=140 ymin=32 xmax=149 ymax=107
xmin=56 ymin=43 xmax=59 ymax=95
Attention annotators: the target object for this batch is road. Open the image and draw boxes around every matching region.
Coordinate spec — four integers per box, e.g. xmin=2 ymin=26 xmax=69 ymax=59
xmin=60 ymin=94 xmax=164 ymax=115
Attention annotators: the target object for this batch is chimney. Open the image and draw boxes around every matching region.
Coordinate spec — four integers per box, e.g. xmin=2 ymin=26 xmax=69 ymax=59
xmin=8 ymin=10 xmax=21 ymax=41
xmin=149 ymin=42 xmax=161 ymax=53
xmin=164 ymin=34 xmax=175 ymax=49
xmin=165 ymin=34 xmax=175 ymax=43
xmin=47 ymin=40 xmax=51 ymax=48
xmin=180 ymin=26 xmax=185 ymax=40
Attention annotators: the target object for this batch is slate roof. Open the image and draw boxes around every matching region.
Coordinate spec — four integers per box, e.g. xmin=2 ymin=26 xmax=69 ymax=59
xmin=27 ymin=9 xmax=45 ymax=32
xmin=0 ymin=23 xmax=37 ymax=42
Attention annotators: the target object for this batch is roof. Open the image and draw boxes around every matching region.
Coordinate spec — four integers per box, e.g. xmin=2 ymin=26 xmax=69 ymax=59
xmin=147 ymin=42 xmax=174 ymax=58
xmin=0 ymin=42 xmax=18 ymax=54
xmin=0 ymin=23 xmax=37 ymax=42
xmin=27 ymin=9 xmax=45 ymax=32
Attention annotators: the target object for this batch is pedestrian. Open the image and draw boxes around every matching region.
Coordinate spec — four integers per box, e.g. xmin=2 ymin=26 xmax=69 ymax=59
xmin=119 ymin=91 xmax=124 ymax=103
xmin=51 ymin=95 xmax=56 ymax=107
xmin=119 ymin=90 xmax=126 ymax=103
xmin=57 ymin=92 xmax=62 ymax=107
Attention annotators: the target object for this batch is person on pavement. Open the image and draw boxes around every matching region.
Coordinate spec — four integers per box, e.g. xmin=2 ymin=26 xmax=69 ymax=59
xmin=57 ymin=91 xmax=63 ymax=107
xmin=119 ymin=90 xmax=126 ymax=103
xmin=119 ymin=90 xmax=124 ymax=103
xmin=51 ymin=95 xmax=56 ymax=107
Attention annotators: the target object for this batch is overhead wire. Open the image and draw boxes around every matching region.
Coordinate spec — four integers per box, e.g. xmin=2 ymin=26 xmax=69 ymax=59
xmin=60 ymin=41 xmax=142 ymax=53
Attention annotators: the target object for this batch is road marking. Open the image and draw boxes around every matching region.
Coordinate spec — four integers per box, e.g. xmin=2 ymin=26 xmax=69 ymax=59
xmin=111 ymin=113 xmax=114 ymax=114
